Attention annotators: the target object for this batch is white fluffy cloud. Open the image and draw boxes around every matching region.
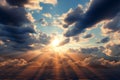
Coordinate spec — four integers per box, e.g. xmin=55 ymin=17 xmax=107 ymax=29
xmin=42 ymin=13 xmax=52 ymax=18
xmin=40 ymin=0 xmax=57 ymax=5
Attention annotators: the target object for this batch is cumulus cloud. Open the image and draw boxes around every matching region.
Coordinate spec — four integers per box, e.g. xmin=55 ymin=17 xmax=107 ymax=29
xmin=104 ymin=43 xmax=120 ymax=57
xmin=80 ymin=46 xmax=106 ymax=57
xmin=102 ymin=13 xmax=120 ymax=33
xmin=0 ymin=2 xmax=37 ymax=53
xmin=0 ymin=1 xmax=53 ymax=53
xmin=0 ymin=58 xmax=30 ymax=67
xmin=42 ymin=13 xmax=52 ymax=18
xmin=64 ymin=0 xmax=120 ymax=37
xmin=41 ymin=0 xmax=57 ymax=5
xmin=64 ymin=5 xmax=84 ymax=27
xmin=68 ymin=47 xmax=120 ymax=68
xmin=36 ymin=31 xmax=51 ymax=45
xmin=80 ymin=57 xmax=120 ymax=68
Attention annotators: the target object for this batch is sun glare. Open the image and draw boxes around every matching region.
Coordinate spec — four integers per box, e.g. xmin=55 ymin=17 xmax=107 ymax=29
xmin=51 ymin=39 xmax=60 ymax=47
xmin=49 ymin=38 xmax=67 ymax=53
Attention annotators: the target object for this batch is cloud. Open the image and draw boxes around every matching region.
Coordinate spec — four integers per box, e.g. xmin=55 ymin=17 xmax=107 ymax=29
xmin=0 ymin=2 xmax=37 ymax=53
xmin=0 ymin=58 xmax=30 ymax=67
xmin=64 ymin=5 xmax=84 ymax=27
xmin=6 ymin=0 xmax=29 ymax=6
xmin=64 ymin=0 xmax=120 ymax=37
xmin=0 ymin=7 xmax=31 ymax=26
xmin=72 ymin=36 xmax=80 ymax=42
xmin=0 ymin=0 xmax=57 ymax=54
xmin=36 ymin=32 xmax=51 ymax=45
xmin=41 ymin=0 xmax=57 ymax=5
xmin=71 ymin=34 xmax=90 ymax=43
xmin=104 ymin=42 xmax=120 ymax=57
xmin=6 ymin=0 xmax=57 ymax=10
xmin=0 ymin=0 xmax=8 ymax=6
xmin=59 ymin=38 xmax=70 ymax=46
xmin=0 ymin=40 xmax=4 ymax=45
xmin=42 ymin=13 xmax=52 ymax=18
xmin=68 ymin=37 xmax=120 ymax=58
xmin=68 ymin=47 xmax=120 ymax=68
xmin=6 ymin=0 xmax=42 ymax=10
xmin=102 ymin=13 xmax=120 ymax=33
xmin=83 ymin=33 xmax=94 ymax=39
xmin=80 ymin=57 xmax=120 ymax=68
xmin=97 ymin=37 xmax=110 ymax=43
xmin=80 ymin=46 xmax=106 ymax=57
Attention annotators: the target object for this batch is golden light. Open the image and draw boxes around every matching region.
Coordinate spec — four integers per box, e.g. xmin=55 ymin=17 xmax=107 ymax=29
xmin=50 ymin=39 xmax=63 ymax=52
xmin=51 ymin=39 xmax=60 ymax=47
xmin=49 ymin=37 xmax=68 ymax=53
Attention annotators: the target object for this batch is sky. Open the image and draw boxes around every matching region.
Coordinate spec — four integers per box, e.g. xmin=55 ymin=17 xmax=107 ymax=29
xmin=0 ymin=0 xmax=120 ymax=80
xmin=0 ymin=0 xmax=119 ymax=53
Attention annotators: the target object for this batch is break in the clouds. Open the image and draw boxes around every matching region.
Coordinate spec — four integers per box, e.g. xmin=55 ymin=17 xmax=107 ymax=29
xmin=64 ymin=0 xmax=120 ymax=37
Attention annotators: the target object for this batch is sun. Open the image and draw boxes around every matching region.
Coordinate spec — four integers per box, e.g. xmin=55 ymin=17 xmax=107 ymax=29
xmin=51 ymin=39 xmax=60 ymax=47
xmin=49 ymin=38 xmax=67 ymax=53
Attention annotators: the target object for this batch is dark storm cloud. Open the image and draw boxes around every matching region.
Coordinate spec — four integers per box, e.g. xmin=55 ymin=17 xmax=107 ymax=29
xmin=6 ymin=0 xmax=42 ymax=10
xmin=64 ymin=5 xmax=84 ymax=28
xmin=0 ymin=1 xmax=36 ymax=53
xmin=102 ymin=13 xmax=120 ymax=33
xmin=6 ymin=0 xmax=29 ymax=6
xmin=97 ymin=37 xmax=110 ymax=43
xmin=0 ymin=7 xmax=30 ymax=26
xmin=64 ymin=0 xmax=120 ymax=37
